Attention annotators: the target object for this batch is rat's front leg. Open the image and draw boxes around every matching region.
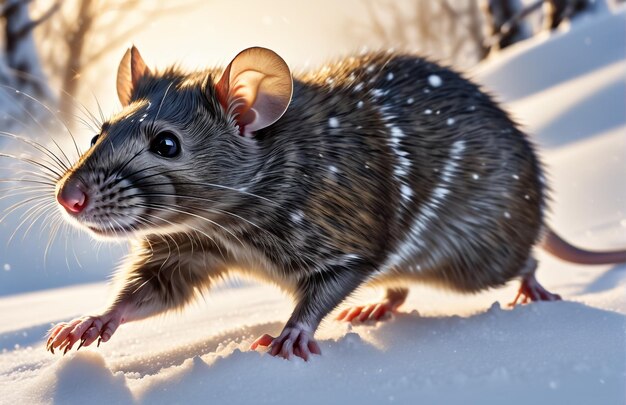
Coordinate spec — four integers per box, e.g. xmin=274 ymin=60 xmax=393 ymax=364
xmin=251 ymin=266 xmax=368 ymax=360
xmin=46 ymin=235 xmax=224 ymax=354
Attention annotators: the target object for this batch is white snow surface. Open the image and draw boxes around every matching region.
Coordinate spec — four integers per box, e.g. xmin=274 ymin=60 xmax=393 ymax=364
xmin=1 ymin=6 xmax=626 ymax=405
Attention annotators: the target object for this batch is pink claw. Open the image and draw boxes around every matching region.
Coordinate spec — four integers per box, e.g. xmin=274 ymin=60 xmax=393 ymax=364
xmin=509 ymin=274 xmax=562 ymax=307
xmin=337 ymin=288 xmax=408 ymax=323
xmin=251 ymin=325 xmax=321 ymax=361
xmin=337 ymin=301 xmax=397 ymax=323
xmin=45 ymin=310 xmax=125 ymax=355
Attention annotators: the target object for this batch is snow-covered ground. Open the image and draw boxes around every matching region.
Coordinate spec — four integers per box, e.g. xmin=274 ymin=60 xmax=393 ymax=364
xmin=1 ymin=5 xmax=625 ymax=405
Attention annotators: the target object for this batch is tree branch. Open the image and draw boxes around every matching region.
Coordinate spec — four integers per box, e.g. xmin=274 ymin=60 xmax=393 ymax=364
xmin=84 ymin=1 xmax=203 ymax=67
xmin=486 ymin=0 xmax=544 ymax=48
xmin=18 ymin=1 xmax=61 ymax=35
xmin=0 ymin=0 xmax=36 ymax=19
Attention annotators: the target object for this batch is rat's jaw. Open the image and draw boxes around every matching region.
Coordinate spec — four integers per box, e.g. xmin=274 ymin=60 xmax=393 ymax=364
xmin=85 ymin=223 xmax=136 ymax=240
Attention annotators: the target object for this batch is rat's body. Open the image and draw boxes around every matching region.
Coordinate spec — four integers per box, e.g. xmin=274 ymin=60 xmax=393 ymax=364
xmin=47 ymin=47 xmax=626 ymax=359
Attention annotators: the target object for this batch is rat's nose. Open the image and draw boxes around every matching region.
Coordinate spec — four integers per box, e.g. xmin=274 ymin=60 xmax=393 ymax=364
xmin=57 ymin=179 xmax=88 ymax=214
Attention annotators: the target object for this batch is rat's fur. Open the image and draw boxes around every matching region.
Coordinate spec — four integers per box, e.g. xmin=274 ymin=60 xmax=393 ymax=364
xmin=48 ymin=49 xmax=625 ymax=358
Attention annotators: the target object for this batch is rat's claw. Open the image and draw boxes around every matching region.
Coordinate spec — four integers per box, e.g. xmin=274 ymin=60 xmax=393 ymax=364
xmin=252 ymin=325 xmax=320 ymax=361
xmin=509 ymin=274 xmax=562 ymax=307
xmin=45 ymin=310 xmax=124 ymax=355
xmin=337 ymin=301 xmax=396 ymax=323
xmin=250 ymin=334 xmax=274 ymax=350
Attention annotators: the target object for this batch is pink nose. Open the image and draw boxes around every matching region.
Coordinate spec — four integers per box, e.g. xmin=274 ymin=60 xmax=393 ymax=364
xmin=57 ymin=179 xmax=88 ymax=214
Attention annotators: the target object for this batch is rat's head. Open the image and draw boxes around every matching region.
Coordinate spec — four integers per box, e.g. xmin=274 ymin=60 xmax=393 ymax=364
xmin=56 ymin=46 xmax=293 ymax=239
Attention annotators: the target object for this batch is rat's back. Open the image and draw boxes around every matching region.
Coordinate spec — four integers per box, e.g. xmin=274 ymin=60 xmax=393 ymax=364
xmin=260 ymin=52 xmax=546 ymax=293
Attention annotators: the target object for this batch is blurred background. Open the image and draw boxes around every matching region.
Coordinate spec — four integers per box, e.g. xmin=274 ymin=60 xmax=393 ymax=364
xmin=0 ymin=0 xmax=624 ymax=295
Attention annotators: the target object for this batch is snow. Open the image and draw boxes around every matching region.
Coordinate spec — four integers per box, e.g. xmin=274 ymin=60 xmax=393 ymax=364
xmin=427 ymin=74 xmax=442 ymax=88
xmin=400 ymin=184 xmax=413 ymax=200
xmin=1 ymin=5 xmax=625 ymax=405
xmin=328 ymin=117 xmax=339 ymax=128
xmin=291 ymin=211 xmax=304 ymax=224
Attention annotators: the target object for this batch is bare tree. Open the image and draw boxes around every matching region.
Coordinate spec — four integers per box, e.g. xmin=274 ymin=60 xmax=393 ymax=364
xmin=483 ymin=0 xmax=588 ymax=54
xmin=349 ymin=0 xmax=488 ymax=69
xmin=34 ymin=0 xmax=198 ymax=126
xmin=0 ymin=0 xmax=59 ymax=140
xmin=352 ymin=0 xmax=591 ymax=69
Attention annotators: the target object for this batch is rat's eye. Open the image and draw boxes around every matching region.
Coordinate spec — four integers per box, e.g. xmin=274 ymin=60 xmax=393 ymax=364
xmin=150 ymin=131 xmax=180 ymax=158
xmin=90 ymin=135 xmax=99 ymax=147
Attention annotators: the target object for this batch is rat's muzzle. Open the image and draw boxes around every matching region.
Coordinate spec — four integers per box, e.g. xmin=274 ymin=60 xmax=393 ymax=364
xmin=57 ymin=178 xmax=88 ymax=214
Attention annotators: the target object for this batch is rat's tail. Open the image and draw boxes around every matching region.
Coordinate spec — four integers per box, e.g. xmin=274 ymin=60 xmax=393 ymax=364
xmin=541 ymin=228 xmax=626 ymax=265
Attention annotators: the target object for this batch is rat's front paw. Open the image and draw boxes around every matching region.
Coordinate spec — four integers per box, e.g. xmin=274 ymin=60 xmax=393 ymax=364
xmin=46 ymin=310 xmax=124 ymax=354
xmin=251 ymin=325 xmax=321 ymax=361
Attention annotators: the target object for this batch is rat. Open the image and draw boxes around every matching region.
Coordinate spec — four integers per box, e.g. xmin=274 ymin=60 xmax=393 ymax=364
xmin=46 ymin=46 xmax=626 ymax=360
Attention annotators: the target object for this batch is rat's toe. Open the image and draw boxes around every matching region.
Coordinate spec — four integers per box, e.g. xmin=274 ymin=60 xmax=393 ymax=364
xmin=510 ymin=274 xmax=562 ymax=306
xmin=252 ymin=326 xmax=320 ymax=361
xmin=250 ymin=334 xmax=274 ymax=350
xmin=80 ymin=326 xmax=101 ymax=347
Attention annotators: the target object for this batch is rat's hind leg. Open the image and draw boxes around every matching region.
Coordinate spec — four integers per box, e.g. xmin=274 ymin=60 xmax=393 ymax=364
xmin=509 ymin=257 xmax=562 ymax=306
xmin=336 ymin=287 xmax=409 ymax=323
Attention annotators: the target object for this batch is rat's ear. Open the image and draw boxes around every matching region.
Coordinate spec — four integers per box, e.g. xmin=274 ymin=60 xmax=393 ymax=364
xmin=117 ymin=46 xmax=152 ymax=106
xmin=215 ymin=47 xmax=292 ymax=137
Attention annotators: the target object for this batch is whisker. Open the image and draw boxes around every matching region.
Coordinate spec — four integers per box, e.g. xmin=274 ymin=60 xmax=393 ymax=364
xmin=0 ymin=186 xmax=54 ymax=203
xmin=0 ymin=178 xmax=57 ymax=187
xmin=44 ymin=215 xmax=64 ymax=264
xmin=113 ymin=164 xmax=171 ymax=190
xmin=91 ymin=91 xmax=106 ymax=124
xmin=0 ymin=193 xmax=52 ymax=224
xmin=19 ymin=200 xmax=57 ymax=242
xmin=72 ymin=112 xmax=100 ymax=134
xmin=1 ymin=92 xmax=75 ymax=169
xmin=137 ymin=211 xmax=223 ymax=255
xmin=133 ymin=192 xmax=271 ymax=235
xmin=0 ymin=84 xmax=82 ymax=161
xmin=0 ymin=130 xmax=69 ymax=173
xmin=63 ymin=226 xmax=72 ymax=271
xmin=0 ymin=181 xmax=55 ymax=191
xmin=0 ymin=114 xmax=68 ymax=170
xmin=109 ymin=217 xmax=128 ymax=241
xmin=108 ymin=148 xmax=149 ymax=185
xmin=115 ymin=167 xmax=194 ymax=192
xmin=132 ymin=180 xmax=280 ymax=206
xmin=70 ymin=92 xmax=103 ymax=131
xmin=8 ymin=199 xmax=54 ymax=244
xmin=0 ymin=152 xmax=64 ymax=179
xmin=136 ymin=202 xmax=244 ymax=247
xmin=153 ymin=82 xmax=175 ymax=125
